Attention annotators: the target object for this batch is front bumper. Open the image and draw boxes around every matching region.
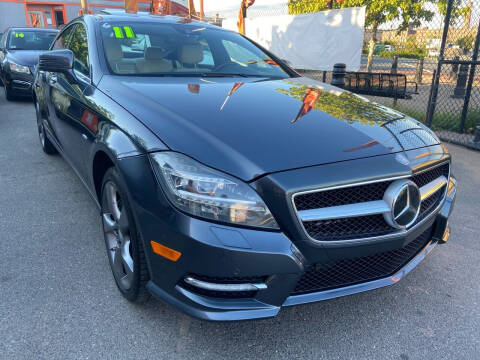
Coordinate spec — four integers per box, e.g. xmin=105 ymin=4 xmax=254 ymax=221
xmin=117 ymin=150 xmax=457 ymax=321
xmin=4 ymin=71 xmax=34 ymax=96
xmin=144 ymin=177 xmax=456 ymax=321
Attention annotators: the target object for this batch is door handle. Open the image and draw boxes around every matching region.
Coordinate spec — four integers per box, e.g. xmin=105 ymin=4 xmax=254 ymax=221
xmin=48 ymin=74 xmax=57 ymax=85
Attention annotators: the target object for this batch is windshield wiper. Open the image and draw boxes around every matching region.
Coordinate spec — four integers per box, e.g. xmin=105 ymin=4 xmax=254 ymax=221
xmin=199 ymin=73 xmax=250 ymax=78
xmin=198 ymin=73 xmax=282 ymax=78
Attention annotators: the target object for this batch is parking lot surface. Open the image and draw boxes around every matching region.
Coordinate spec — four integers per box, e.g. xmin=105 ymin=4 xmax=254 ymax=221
xmin=0 ymin=91 xmax=479 ymax=360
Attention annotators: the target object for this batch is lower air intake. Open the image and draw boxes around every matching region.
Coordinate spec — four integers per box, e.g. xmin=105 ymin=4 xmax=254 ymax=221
xmin=292 ymin=226 xmax=434 ymax=295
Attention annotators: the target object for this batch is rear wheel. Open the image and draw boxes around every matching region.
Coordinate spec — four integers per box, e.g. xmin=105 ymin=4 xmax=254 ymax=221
xmin=101 ymin=167 xmax=150 ymax=302
xmin=35 ymin=100 xmax=57 ymax=155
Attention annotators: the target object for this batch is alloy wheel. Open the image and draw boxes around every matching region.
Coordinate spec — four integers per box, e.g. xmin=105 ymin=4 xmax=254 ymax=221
xmin=102 ymin=181 xmax=135 ymax=291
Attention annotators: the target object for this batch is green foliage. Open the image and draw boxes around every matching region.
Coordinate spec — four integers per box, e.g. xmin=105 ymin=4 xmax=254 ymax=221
xmin=287 ymin=0 xmax=467 ymax=32
xmin=378 ymin=49 xmax=425 ymax=58
xmin=288 ymin=0 xmax=328 ymax=15
xmin=275 ymin=82 xmax=401 ymax=126
xmin=456 ymin=35 xmax=475 ymax=52
xmin=436 ymin=0 xmax=470 ymax=20
xmin=382 ymin=40 xmax=396 ymax=46
xmin=375 ymin=35 xmax=426 ymax=58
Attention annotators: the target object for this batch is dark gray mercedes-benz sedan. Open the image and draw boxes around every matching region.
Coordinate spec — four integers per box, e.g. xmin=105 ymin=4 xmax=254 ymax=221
xmin=33 ymin=12 xmax=457 ymax=321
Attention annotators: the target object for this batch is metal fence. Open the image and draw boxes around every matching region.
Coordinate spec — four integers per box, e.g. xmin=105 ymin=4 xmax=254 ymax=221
xmin=211 ymin=0 xmax=480 ymax=150
xmin=426 ymin=2 xmax=480 ymax=150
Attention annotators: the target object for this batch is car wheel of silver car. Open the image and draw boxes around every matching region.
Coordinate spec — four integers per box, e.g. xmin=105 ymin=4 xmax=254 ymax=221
xmin=101 ymin=167 xmax=150 ymax=302
xmin=35 ymin=100 xmax=57 ymax=155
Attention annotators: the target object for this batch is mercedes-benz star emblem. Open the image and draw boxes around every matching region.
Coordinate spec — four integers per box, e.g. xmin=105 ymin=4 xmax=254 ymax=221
xmin=383 ymin=180 xmax=421 ymax=229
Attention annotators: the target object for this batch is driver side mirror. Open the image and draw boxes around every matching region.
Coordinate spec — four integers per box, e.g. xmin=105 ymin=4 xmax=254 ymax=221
xmin=38 ymin=49 xmax=73 ymax=72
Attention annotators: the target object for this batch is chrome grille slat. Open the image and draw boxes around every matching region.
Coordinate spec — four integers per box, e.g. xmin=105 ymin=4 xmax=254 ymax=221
xmin=292 ymin=162 xmax=450 ymax=243
xmin=297 ymin=200 xmax=390 ymax=222
xmin=297 ymin=175 xmax=447 ymax=223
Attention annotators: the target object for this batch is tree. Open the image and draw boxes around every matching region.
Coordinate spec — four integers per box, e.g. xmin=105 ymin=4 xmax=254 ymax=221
xmin=456 ymin=34 xmax=475 ymax=55
xmin=288 ymin=0 xmax=466 ymax=72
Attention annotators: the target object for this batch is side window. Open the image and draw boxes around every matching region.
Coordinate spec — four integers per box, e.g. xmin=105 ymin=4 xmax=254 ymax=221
xmin=68 ymin=24 xmax=89 ymax=78
xmin=0 ymin=32 xmax=6 ymax=62
xmin=52 ymin=25 xmax=74 ymax=50
xmin=0 ymin=31 xmax=7 ymax=48
xmin=222 ymin=39 xmax=268 ymax=67
xmin=198 ymin=40 xmax=214 ymax=66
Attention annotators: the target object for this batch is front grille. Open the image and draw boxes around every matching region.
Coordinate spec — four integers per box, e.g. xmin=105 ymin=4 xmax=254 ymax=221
xmin=180 ymin=274 xmax=266 ymax=299
xmin=303 ymin=214 xmax=393 ymax=241
xmin=292 ymin=226 xmax=434 ymax=295
xmin=294 ymin=162 xmax=449 ymax=241
xmin=294 ymin=181 xmax=392 ymax=211
xmin=417 ymin=185 xmax=446 ymax=223
xmin=411 ymin=163 xmax=450 ymax=188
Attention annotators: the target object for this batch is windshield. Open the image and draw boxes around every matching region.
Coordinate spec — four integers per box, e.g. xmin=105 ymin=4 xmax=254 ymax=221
xmin=100 ymin=21 xmax=291 ymax=78
xmin=7 ymin=30 xmax=57 ymax=50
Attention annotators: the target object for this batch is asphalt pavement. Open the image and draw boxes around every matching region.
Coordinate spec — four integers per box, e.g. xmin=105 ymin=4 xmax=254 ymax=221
xmin=0 ymin=91 xmax=479 ymax=360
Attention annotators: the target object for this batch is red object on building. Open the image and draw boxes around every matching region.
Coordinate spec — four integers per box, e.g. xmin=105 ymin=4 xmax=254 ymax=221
xmin=125 ymin=0 xmax=138 ymax=14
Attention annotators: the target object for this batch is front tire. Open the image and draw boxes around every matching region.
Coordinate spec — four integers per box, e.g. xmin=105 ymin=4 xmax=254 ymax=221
xmin=35 ymin=100 xmax=57 ymax=155
xmin=101 ymin=167 xmax=150 ymax=303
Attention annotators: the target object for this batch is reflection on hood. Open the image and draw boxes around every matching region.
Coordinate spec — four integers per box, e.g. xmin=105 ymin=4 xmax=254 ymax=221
xmin=292 ymin=88 xmax=320 ymax=123
xmin=276 ymin=80 xmax=439 ymax=152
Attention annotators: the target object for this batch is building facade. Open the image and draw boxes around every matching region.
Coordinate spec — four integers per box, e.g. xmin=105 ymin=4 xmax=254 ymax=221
xmin=0 ymin=0 xmax=189 ymax=31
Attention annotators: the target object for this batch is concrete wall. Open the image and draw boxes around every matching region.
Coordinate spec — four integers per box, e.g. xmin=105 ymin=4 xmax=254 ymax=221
xmin=0 ymin=2 xmax=28 ymax=31
xmin=66 ymin=5 xmax=81 ymax=24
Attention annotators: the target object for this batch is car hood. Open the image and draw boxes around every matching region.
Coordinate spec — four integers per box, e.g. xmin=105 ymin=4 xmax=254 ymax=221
xmin=99 ymin=75 xmax=439 ymax=181
xmin=7 ymin=50 xmax=45 ymax=70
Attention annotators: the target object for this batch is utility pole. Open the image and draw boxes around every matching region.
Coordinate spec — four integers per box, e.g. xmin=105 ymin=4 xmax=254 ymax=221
xmin=188 ymin=0 xmax=195 ymax=17
xmin=150 ymin=0 xmax=159 ymax=14
xmin=200 ymin=0 xmax=204 ymax=21
xmin=79 ymin=0 xmax=90 ymax=15
xmin=237 ymin=0 xmax=255 ymax=35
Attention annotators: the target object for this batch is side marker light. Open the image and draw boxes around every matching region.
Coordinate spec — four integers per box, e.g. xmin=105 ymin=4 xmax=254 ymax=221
xmin=151 ymin=241 xmax=182 ymax=262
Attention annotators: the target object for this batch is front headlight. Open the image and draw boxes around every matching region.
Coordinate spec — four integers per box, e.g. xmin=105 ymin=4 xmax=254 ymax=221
xmin=10 ymin=62 xmax=30 ymax=74
xmin=151 ymin=152 xmax=279 ymax=229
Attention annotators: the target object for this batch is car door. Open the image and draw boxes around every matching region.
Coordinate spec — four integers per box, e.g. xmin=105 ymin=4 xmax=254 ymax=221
xmin=47 ymin=22 xmax=98 ymax=180
xmin=42 ymin=24 xmax=75 ymax=147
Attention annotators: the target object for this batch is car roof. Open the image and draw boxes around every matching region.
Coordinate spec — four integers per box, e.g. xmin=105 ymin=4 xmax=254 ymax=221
xmin=8 ymin=27 xmax=58 ymax=32
xmin=90 ymin=12 xmax=221 ymax=30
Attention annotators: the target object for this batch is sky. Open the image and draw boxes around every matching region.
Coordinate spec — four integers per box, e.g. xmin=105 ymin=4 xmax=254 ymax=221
xmin=194 ymin=0 xmax=286 ymax=13
xmin=193 ymin=0 xmax=479 ymax=28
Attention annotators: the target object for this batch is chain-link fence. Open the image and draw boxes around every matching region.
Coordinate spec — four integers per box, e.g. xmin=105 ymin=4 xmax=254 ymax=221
xmin=426 ymin=3 xmax=480 ymax=150
xmin=209 ymin=0 xmax=480 ymax=150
